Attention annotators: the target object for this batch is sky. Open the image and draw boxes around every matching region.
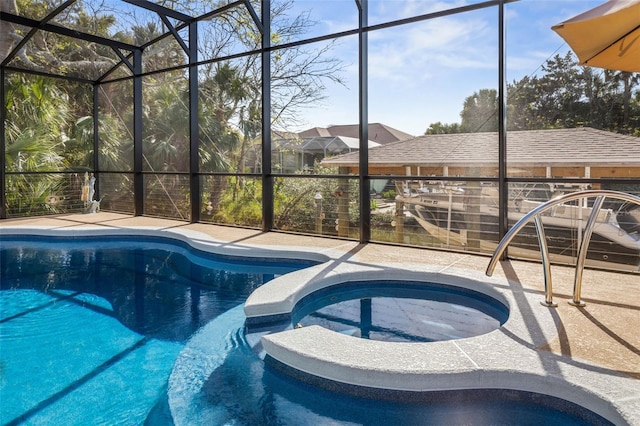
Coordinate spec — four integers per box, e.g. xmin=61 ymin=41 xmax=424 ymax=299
xmin=282 ymin=0 xmax=605 ymax=136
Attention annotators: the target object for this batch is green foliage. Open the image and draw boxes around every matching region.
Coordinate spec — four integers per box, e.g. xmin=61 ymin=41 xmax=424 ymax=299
xmin=460 ymin=89 xmax=499 ymax=133
xmin=424 ymin=122 xmax=461 ymax=135
xmin=214 ymin=177 xmax=263 ymax=226
xmin=272 ymin=176 xmax=319 ymax=231
xmin=14 ymin=0 xmax=120 ymax=76
xmin=508 ymin=54 xmax=640 ymax=133
xmin=371 ymin=211 xmax=394 ymax=227
xmin=271 ymin=164 xmax=355 ymax=233
xmin=4 ymin=74 xmax=72 ymax=172
xmin=381 ymin=189 xmax=397 ymax=199
xmin=5 ymin=173 xmax=78 ymax=216
xmin=435 ymin=52 xmax=640 ymax=135
xmin=208 ymin=162 xmax=355 ymax=233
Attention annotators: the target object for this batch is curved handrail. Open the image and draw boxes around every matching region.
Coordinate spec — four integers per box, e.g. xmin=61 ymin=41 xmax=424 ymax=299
xmin=486 ymin=190 xmax=640 ymax=307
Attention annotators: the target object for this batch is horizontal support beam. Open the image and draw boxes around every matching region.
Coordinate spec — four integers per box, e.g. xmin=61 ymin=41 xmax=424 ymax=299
xmin=0 ymin=12 xmax=138 ymax=51
xmin=123 ymin=0 xmax=193 ymax=23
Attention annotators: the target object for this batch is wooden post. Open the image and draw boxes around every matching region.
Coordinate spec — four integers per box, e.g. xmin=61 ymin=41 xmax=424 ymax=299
xmin=395 ymin=198 xmax=404 ymax=243
xmin=465 ymin=171 xmax=482 ymax=252
xmin=314 ymin=193 xmax=323 ymax=234
xmin=337 ymin=184 xmax=349 ymax=237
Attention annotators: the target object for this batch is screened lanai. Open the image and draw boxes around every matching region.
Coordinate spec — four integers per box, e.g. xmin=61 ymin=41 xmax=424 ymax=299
xmin=2 ymin=0 xmax=640 ymax=273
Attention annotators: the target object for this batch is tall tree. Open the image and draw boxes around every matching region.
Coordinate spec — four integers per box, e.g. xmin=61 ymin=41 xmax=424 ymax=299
xmin=506 ymin=75 xmax=543 ymax=130
xmin=460 ymin=89 xmax=498 ymax=132
xmin=603 ymin=70 xmax=640 ymax=132
xmin=4 ymin=74 xmax=74 ymax=215
xmin=4 ymin=75 xmax=71 ymax=171
xmin=424 ymin=122 xmax=461 ymax=135
xmin=441 ymin=52 xmax=640 ymax=135
xmin=535 ymin=52 xmax=586 ymax=128
xmin=0 ymin=0 xmax=18 ymax=60
xmin=3 ymin=0 xmax=121 ymax=77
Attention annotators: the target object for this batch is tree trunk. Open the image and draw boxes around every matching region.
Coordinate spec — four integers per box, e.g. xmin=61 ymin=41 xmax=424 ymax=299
xmin=0 ymin=1 xmax=18 ymax=60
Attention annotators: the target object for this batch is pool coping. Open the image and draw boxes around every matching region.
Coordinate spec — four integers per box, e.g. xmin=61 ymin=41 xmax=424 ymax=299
xmin=0 ymin=225 xmax=338 ymax=264
xmin=2 ymin=225 xmax=639 ymax=425
xmin=246 ymin=264 xmax=639 ymax=425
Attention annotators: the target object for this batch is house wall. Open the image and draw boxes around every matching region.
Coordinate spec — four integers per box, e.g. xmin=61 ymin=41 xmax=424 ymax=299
xmin=590 ymin=167 xmax=640 ymax=178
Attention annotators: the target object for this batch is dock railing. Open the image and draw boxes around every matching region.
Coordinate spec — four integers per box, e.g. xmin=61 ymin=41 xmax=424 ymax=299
xmin=486 ymin=190 xmax=640 ymax=307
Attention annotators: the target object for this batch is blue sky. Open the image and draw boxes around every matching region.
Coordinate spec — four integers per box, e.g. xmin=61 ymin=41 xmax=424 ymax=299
xmin=284 ymin=0 xmax=604 ymax=136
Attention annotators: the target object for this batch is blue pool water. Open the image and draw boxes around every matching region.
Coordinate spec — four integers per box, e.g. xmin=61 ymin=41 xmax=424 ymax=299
xmin=0 ymin=235 xmax=311 ymax=425
xmin=290 ymin=281 xmax=509 ymax=342
xmin=175 ymin=305 xmax=612 ymax=426
xmin=0 ymin=235 xmax=613 ymax=425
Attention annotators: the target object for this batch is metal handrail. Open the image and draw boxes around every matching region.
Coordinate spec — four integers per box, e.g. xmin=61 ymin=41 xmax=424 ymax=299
xmin=486 ymin=190 xmax=640 ymax=307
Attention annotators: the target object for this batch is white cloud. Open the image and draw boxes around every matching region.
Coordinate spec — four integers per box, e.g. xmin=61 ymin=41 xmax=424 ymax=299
xmin=370 ymin=0 xmax=470 ymax=23
xmin=367 ymin=14 xmax=496 ymax=86
xmin=290 ymin=0 xmax=605 ymax=135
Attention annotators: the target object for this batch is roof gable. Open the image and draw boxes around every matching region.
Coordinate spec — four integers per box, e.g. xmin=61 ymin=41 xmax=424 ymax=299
xmin=297 ymin=123 xmax=414 ymax=144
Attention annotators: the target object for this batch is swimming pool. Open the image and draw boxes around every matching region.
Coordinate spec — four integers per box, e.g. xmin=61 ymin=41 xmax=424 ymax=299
xmin=0 ymin=234 xmax=314 ymax=425
xmin=0 ymin=230 xmax=625 ymax=424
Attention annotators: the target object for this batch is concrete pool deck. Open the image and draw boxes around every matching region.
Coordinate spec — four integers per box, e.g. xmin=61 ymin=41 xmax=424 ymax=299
xmin=1 ymin=212 xmax=639 ymax=424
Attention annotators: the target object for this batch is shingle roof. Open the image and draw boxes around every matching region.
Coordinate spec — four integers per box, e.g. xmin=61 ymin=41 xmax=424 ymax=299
xmin=297 ymin=127 xmax=332 ymax=138
xmin=275 ymin=136 xmax=379 ymax=153
xmin=322 ymin=127 xmax=640 ymax=168
xmin=298 ymin=123 xmax=414 ymax=144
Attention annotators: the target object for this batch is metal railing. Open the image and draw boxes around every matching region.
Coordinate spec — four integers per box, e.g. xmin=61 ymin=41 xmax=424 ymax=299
xmin=486 ymin=190 xmax=640 ymax=307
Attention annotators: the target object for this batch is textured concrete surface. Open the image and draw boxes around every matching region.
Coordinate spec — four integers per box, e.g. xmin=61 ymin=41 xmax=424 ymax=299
xmin=2 ymin=213 xmax=639 ymax=424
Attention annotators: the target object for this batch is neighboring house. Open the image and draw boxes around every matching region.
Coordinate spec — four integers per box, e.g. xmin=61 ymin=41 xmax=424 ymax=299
xmin=245 ymin=123 xmax=411 ymax=173
xmin=321 ymin=127 xmax=640 ymax=180
xmin=298 ymin=123 xmax=414 ymax=145
xmin=273 ymin=135 xmax=379 ymax=173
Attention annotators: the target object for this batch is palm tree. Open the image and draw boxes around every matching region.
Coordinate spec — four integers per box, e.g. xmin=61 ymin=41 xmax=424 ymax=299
xmin=604 ymin=70 xmax=640 ymax=133
xmin=4 ymin=75 xmax=74 ymax=215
